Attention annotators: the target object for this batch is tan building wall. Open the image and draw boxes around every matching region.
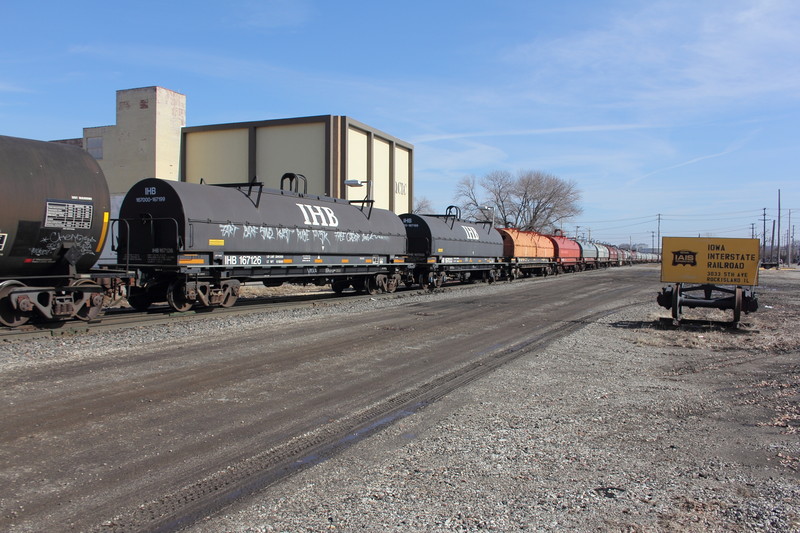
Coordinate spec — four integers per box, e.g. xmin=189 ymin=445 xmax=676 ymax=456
xmin=83 ymin=87 xmax=186 ymax=194
xmin=394 ymin=146 xmax=411 ymax=212
xmin=184 ymin=129 xmax=250 ymax=184
xmin=182 ymin=116 xmax=413 ymax=213
xmin=256 ymin=123 xmax=327 ymax=194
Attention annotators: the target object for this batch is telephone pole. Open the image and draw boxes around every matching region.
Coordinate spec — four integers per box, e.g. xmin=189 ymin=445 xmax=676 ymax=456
xmin=787 ymin=210 xmax=792 ymax=267
xmin=657 ymin=213 xmax=661 ymax=255
xmin=777 ymin=189 xmax=781 ymax=267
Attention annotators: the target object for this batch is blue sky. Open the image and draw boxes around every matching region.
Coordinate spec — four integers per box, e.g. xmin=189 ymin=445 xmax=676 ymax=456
xmin=2 ymin=0 xmax=798 ymax=247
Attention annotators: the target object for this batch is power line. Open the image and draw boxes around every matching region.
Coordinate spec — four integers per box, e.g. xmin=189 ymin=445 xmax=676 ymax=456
xmin=661 ymin=209 xmax=759 ymax=217
xmin=572 ymin=214 xmax=657 ymax=224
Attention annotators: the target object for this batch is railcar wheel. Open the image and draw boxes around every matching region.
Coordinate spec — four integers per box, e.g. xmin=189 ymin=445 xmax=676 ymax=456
xmin=0 ymin=281 xmax=30 ymax=327
xmin=733 ymin=286 xmax=743 ymax=324
xmin=366 ymin=275 xmax=384 ymax=295
xmin=331 ymin=280 xmax=349 ymax=294
xmin=385 ymin=274 xmax=400 ymax=293
xmin=127 ymin=290 xmax=153 ymax=312
xmin=70 ymin=279 xmax=104 ymax=322
xmin=351 ymin=278 xmax=367 ymax=294
xmin=418 ymin=273 xmax=430 ymax=290
xmin=167 ymin=281 xmax=193 ymax=313
xmin=671 ymin=283 xmax=682 ymax=323
xmin=219 ymin=281 xmax=240 ymax=308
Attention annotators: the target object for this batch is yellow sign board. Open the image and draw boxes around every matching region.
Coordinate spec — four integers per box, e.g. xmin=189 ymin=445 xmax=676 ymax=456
xmin=661 ymin=237 xmax=760 ymax=286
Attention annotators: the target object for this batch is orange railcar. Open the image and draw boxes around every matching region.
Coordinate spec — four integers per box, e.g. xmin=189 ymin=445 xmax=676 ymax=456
xmin=497 ymin=228 xmax=556 ymax=277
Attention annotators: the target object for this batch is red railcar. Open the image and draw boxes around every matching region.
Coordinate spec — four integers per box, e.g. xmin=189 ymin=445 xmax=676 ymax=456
xmin=546 ymin=233 xmax=582 ymax=273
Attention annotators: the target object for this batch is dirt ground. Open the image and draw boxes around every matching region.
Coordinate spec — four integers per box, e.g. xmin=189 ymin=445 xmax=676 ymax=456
xmin=626 ymin=269 xmax=800 ymax=474
xmin=190 ymin=267 xmax=800 ymax=532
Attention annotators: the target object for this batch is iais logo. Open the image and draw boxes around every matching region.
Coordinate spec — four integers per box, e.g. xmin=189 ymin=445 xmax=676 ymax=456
xmin=672 ymin=250 xmax=697 ymax=267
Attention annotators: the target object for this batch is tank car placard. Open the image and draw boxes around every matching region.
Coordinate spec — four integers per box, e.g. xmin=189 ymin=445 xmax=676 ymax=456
xmin=44 ymin=200 xmax=94 ymax=230
xmin=661 ymin=237 xmax=760 ymax=285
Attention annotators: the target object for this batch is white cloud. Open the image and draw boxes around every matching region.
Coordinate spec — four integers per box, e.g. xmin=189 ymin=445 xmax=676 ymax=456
xmin=411 ymin=123 xmax=655 ymax=144
xmin=502 ymin=0 xmax=800 ymax=113
xmin=628 ymin=128 xmax=762 ymax=185
xmin=0 ymin=82 xmax=31 ymax=93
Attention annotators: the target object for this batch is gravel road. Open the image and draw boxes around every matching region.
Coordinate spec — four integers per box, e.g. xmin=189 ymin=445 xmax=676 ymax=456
xmin=191 ymin=268 xmax=800 ymax=532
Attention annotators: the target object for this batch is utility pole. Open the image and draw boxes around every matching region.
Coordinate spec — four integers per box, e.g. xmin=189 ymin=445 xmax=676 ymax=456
xmin=751 ymin=223 xmax=755 ymax=239
xmin=657 ymin=213 xmax=661 ymax=255
xmin=787 ymin=209 xmax=791 ymax=267
xmin=771 ymin=221 xmax=776 ymax=264
xmin=761 ymin=208 xmax=768 ymax=261
xmin=777 ymin=189 xmax=781 ymax=267
xmin=651 ymin=231 xmax=655 ymax=252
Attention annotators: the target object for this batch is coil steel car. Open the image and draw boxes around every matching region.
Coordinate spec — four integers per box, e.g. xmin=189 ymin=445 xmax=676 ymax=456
xmin=497 ymin=228 xmax=556 ymax=278
xmin=0 ymin=135 xmax=660 ymax=326
xmin=117 ymin=175 xmax=408 ymax=310
xmin=401 ymin=206 xmax=505 ymax=287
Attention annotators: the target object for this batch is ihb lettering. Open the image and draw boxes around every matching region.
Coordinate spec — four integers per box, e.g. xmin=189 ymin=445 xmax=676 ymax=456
xmin=296 ymin=203 xmax=339 ymax=227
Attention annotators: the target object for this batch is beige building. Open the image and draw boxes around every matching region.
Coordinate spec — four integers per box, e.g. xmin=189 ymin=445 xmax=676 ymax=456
xmin=182 ymin=116 xmax=413 ymax=213
xmin=78 ymin=86 xmax=413 ymax=213
xmin=83 ymin=86 xmax=186 ymax=194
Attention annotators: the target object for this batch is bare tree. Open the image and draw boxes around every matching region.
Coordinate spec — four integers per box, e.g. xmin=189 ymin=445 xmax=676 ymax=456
xmin=514 ymin=170 xmax=583 ymax=231
xmin=412 ymin=196 xmax=433 ymax=214
xmin=454 ymin=175 xmax=483 ymax=219
xmin=455 ymin=170 xmax=582 ymax=231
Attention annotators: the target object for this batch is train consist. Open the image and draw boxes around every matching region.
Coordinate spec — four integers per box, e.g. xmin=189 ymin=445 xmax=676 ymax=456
xmin=0 ymin=134 xmax=658 ymax=327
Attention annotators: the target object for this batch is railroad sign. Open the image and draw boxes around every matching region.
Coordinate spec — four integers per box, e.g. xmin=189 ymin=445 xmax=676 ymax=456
xmin=661 ymin=237 xmax=760 ymax=286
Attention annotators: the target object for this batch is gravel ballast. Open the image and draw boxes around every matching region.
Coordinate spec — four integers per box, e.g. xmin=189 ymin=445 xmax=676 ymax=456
xmin=2 ymin=267 xmax=798 ymax=532
xmin=190 ymin=269 xmax=800 ymax=532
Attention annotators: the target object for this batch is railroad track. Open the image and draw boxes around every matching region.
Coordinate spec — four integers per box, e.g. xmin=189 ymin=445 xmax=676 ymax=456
xmin=0 ymin=275 xmax=561 ymax=341
xmin=0 ymin=287 xmax=385 ymax=341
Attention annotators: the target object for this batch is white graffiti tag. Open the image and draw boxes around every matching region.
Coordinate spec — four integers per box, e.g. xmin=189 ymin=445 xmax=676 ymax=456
xmin=276 ymin=228 xmax=293 ymax=243
xmin=220 ymin=224 xmax=238 ymax=238
xmin=260 ymin=226 xmax=274 ymax=240
xmin=312 ymin=230 xmax=330 ymax=246
xmin=360 ymin=233 xmax=390 ymax=242
xmin=30 ymin=231 xmax=98 ymax=257
xmin=242 ymin=225 xmax=259 ymax=239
